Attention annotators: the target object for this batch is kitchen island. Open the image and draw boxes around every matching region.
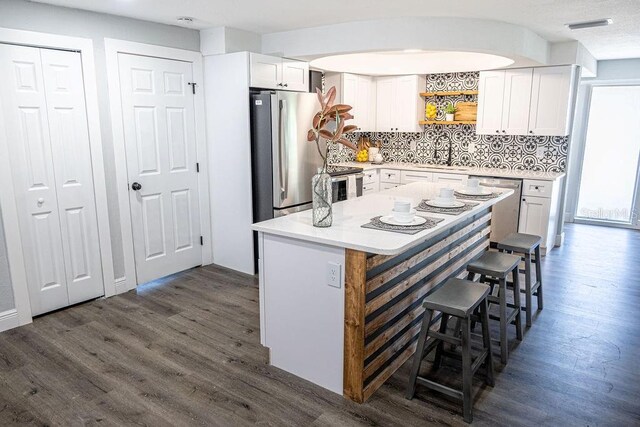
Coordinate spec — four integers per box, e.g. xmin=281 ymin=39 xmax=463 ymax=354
xmin=252 ymin=182 xmax=512 ymax=403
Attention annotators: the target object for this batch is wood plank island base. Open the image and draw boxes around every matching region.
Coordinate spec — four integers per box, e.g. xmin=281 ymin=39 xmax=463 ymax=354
xmin=252 ymin=182 xmax=512 ymax=403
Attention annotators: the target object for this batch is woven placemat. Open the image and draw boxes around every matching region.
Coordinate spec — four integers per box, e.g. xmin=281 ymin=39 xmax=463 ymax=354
xmin=453 ymin=191 xmax=501 ymax=201
xmin=361 ymin=215 xmax=444 ymax=235
xmin=416 ymin=199 xmax=479 ymax=215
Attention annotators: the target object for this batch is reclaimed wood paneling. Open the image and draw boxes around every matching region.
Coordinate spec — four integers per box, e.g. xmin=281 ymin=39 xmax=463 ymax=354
xmin=343 ymin=209 xmax=492 ymax=403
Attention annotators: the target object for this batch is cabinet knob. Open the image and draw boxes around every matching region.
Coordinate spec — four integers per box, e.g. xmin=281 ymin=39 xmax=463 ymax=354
xmin=495 ymin=130 xmax=499 ymax=133
xmin=529 ymin=130 xmax=534 ymax=134
xmin=501 ymin=130 xmax=506 ymax=133
xmin=283 ymin=83 xmax=288 ymax=87
xmin=277 ymin=83 xmax=283 ymax=87
xmin=522 ymin=198 xmax=526 ymax=202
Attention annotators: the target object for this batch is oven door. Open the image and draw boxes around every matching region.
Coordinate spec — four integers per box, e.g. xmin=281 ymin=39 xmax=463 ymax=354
xmin=331 ymin=173 xmax=364 ymax=202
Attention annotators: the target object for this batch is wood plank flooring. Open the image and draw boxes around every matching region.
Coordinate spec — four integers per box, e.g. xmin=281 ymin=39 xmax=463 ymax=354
xmin=0 ymin=223 xmax=639 ymax=426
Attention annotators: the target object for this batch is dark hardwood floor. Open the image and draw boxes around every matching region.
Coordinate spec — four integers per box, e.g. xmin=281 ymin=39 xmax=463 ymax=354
xmin=0 ymin=223 xmax=639 ymax=426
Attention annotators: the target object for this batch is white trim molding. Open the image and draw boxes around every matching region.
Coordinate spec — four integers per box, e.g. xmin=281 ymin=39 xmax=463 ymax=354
xmin=0 ymin=27 xmax=114 ymax=331
xmin=104 ymin=38 xmax=212 ymax=294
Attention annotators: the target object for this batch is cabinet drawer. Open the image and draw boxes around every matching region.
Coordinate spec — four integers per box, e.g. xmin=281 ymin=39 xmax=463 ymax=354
xmin=433 ymin=173 xmax=468 ymax=187
xmin=363 ymin=183 xmax=378 ymax=194
xmin=522 ymin=179 xmax=553 ymax=198
xmin=380 ymin=169 xmax=401 ymax=184
xmin=400 ymin=170 xmax=433 ymax=184
xmin=380 ymin=182 xmax=400 ymax=191
xmin=363 ymin=170 xmax=379 ymax=185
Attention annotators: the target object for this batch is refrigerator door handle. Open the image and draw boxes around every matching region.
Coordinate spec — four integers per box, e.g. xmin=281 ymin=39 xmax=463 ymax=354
xmin=279 ymin=99 xmax=288 ymax=200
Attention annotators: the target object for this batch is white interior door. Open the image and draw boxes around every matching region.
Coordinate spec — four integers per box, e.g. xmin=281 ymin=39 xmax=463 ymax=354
xmin=118 ymin=53 xmax=202 ymax=284
xmin=0 ymin=44 xmax=104 ymax=315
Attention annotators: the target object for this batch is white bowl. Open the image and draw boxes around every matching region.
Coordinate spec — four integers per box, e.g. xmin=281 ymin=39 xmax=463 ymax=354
xmin=392 ymin=208 xmax=416 ymax=223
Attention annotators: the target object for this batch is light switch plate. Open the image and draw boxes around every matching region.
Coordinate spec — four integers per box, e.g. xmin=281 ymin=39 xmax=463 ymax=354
xmin=536 ymin=147 xmax=545 ymax=158
xmin=327 ymin=262 xmax=342 ymax=288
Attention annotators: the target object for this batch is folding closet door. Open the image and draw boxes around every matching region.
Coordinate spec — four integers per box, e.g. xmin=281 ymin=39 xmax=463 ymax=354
xmin=0 ymin=44 xmax=103 ymax=316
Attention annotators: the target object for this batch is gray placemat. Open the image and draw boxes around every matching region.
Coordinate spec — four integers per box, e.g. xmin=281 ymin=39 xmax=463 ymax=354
xmin=416 ymin=199 xmax=479 ymax=215
xmin=361 ymin=215 xmax=444 ymax=235
xmin=453 ymin=191 xmax=501 ymax=201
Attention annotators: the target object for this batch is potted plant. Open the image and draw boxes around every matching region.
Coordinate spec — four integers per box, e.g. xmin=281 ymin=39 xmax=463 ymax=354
xmin=306 ymin=87 xmax=357 ymax=227
xmin=444 ymin=102 xmax=456 ymax=121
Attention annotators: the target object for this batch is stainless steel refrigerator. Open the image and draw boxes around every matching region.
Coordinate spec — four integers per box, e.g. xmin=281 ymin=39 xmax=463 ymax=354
xmin=250 ymin=90 xmax=324 ymax=223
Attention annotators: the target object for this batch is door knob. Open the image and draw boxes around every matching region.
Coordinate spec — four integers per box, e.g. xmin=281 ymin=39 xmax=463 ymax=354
xmin=131 ymin=182 xmax=142 ymax=191
xmin=37 ymin=197 xmax=44 ymax=205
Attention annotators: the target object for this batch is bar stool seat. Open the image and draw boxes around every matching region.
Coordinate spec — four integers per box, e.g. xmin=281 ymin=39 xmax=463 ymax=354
xmin=466 ymin=251 xmax=523 ymax=364
xmin=497 ymin=233 xmax=542 ymax=253
xmin=406 ymin=278 xmax=494 ymax=424
xmin=467 ymin=252 xmax=520 ymax=279
xmin=497 ymin=232 xmax=544 ymax=327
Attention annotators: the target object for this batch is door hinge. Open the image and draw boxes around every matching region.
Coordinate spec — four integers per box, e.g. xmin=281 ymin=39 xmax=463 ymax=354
xmin=200 ymin=236 xmax=204 ymax=246
xmin=196 ymin=162 xmax=200 ymax=173
xmin=188 ymin=82 xmax=197 ymax=94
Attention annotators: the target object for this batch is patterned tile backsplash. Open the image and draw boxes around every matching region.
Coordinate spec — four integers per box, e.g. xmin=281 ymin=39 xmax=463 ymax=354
xmin=328 ymin=72 xmax=568 ymax=172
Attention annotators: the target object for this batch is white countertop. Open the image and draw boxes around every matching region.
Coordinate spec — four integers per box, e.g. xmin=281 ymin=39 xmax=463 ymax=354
xmin=336 ymin=162 xmax=565 ymax=181
xmin=252 ymin=182 xmax=512 ymax=255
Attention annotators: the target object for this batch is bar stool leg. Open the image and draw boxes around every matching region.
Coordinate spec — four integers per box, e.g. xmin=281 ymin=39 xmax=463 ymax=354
xmin=512 ymin=267 xmax=523 ymax=341
xmin=480 ymin=298 xmax=494 ymax=387
xmin=535 ymin=246 xmax=544 ymax=310
xmin=461 ymin=317 xmax=473 ymax=423
xmin=434 ymin=313 xmax=449 ymax=370
xmin=498 ymin=278 xmax=508 ymax=364
xmin=406 ymin=309 xmax=433 ymax=399
xmin=524 ymin=252 xmax=533 ymax=327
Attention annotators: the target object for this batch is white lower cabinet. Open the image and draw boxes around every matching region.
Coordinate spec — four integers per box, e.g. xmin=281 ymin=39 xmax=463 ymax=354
xmin=380 ymin=182 xmax=401 ymax=191
xmin=362 ymin=169 xmax=379 ymax=194
xmin=400 ymin=171 xmax=433 ymax=184
xmin=519 ymin=196 xmax=551 ymax=242
xmin=432 ymin=173 xmax=468 ymax=187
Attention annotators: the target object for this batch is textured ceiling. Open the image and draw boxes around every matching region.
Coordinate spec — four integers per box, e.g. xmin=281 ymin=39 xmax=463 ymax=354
xmin=31 ymin=0 xmax=640 ymax=59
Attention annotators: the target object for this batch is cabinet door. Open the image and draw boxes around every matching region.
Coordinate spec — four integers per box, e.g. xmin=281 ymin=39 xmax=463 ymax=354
xmin=342 ymin=74 xmax=359 ymax=128
xmin=501 ymin=69 xmax=533 ymax=135
xmin=282 ymin=58 xmax=309 ymax=92
xmin=476 ymin=71 xmax=506 ymax=135
xmin=433 ymin=173 xmax=468 ymax=187
xmin=250 ymin=53 xmax=282 ymax=90
xmin=519 ymin=196 xmax=551 ymax=246
xmin=357 ymin=75 xmax=376 ymax=132
xmin=528 ymin=66 xmax=573 ymax=136
xmin=394 ymin=75 xmax=414 ymax=132
xmin=376 ymin=77 xmax=395 ymax=132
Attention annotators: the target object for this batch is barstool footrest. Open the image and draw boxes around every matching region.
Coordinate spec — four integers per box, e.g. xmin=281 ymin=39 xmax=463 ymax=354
xmin=416 ymin=376 xmax=464 ymax=401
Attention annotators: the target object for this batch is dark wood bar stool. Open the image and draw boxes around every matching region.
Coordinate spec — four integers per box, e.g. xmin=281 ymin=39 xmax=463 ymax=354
xmin=497 ymin=233 xmax=543 ymax=327
xmin=467 ymin=251 xmax=523 ymax=364
xmin=406 ymin=278 xmax=494 ymax=424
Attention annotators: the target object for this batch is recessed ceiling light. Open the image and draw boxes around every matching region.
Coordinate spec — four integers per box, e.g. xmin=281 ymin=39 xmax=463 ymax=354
xmin=177 ymin=16 xmax=194 ymax=24
xmin=566 ymin=18 xmax=612 ymax=30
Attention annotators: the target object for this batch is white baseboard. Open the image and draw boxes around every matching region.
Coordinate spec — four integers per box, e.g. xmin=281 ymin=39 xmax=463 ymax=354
xmin=555 ymin=232 xmax=565 ymax=247
xmin=0 ymin=308 xmax=30 ymax=333
xmin=114 ymin=276 xmax=136 ymax=295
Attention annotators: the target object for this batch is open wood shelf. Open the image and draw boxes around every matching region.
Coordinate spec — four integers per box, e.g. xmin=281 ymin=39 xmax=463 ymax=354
xmin=419 ymin=120 xmax=477 ymax=125
xmin=420 ymin=90 xmax=479 ymax=97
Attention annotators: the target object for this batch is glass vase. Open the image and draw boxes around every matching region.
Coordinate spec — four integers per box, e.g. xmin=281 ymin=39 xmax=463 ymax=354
xmin=312 ymin=171 xmax=333 ymax=227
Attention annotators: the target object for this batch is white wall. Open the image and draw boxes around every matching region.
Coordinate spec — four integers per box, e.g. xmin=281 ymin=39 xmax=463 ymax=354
xmin=0 ymin=0 xmax=200 ymax=283
xmin=565 ymin=58 xmax=640 ymax=221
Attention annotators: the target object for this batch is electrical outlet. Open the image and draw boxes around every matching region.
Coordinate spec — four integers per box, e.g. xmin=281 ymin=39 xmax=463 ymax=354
xmin=536 ymin=147 xmax=546 ymax=158
xmin=327 ymin=262 xmax=342 ymax=288
xmin=468 ymin=142 xmax=476 ymax=154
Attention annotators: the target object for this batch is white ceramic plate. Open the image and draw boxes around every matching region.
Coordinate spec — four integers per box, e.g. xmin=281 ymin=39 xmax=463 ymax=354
xmin=379 ymin=215 xmax=427 ymax=226
xmin=456 ymin=188 xmax=492 ymax=196
xmin=425 ymin=199 xmax=466 ymax=208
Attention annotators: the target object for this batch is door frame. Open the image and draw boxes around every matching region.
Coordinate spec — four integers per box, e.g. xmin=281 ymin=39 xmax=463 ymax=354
xmin=569 ymin=81 xmax=640 ymax=229
xmin=105 ymin=39 xmax=212 ymax=294
xmin=0 ymin=28 xmax=114 ymax=330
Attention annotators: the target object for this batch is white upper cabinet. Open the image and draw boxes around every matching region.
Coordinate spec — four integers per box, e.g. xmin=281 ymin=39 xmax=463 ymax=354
xmin=477 ymin=65 xmax=575 ymax=136
xmin=325 ymin=73 xmax=377 ymax=132
xmin=528 ymin=66 xmax=574 ymax=136
xmin=501 ymin=68 xmax=533 ymax=135
xmin=376 ymin=75 xmax=425 ymax=132
xmin=476 ymin=71 xmax=506 ymax=135
xmin=250 ymin=53 xmax=309 ymax=92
